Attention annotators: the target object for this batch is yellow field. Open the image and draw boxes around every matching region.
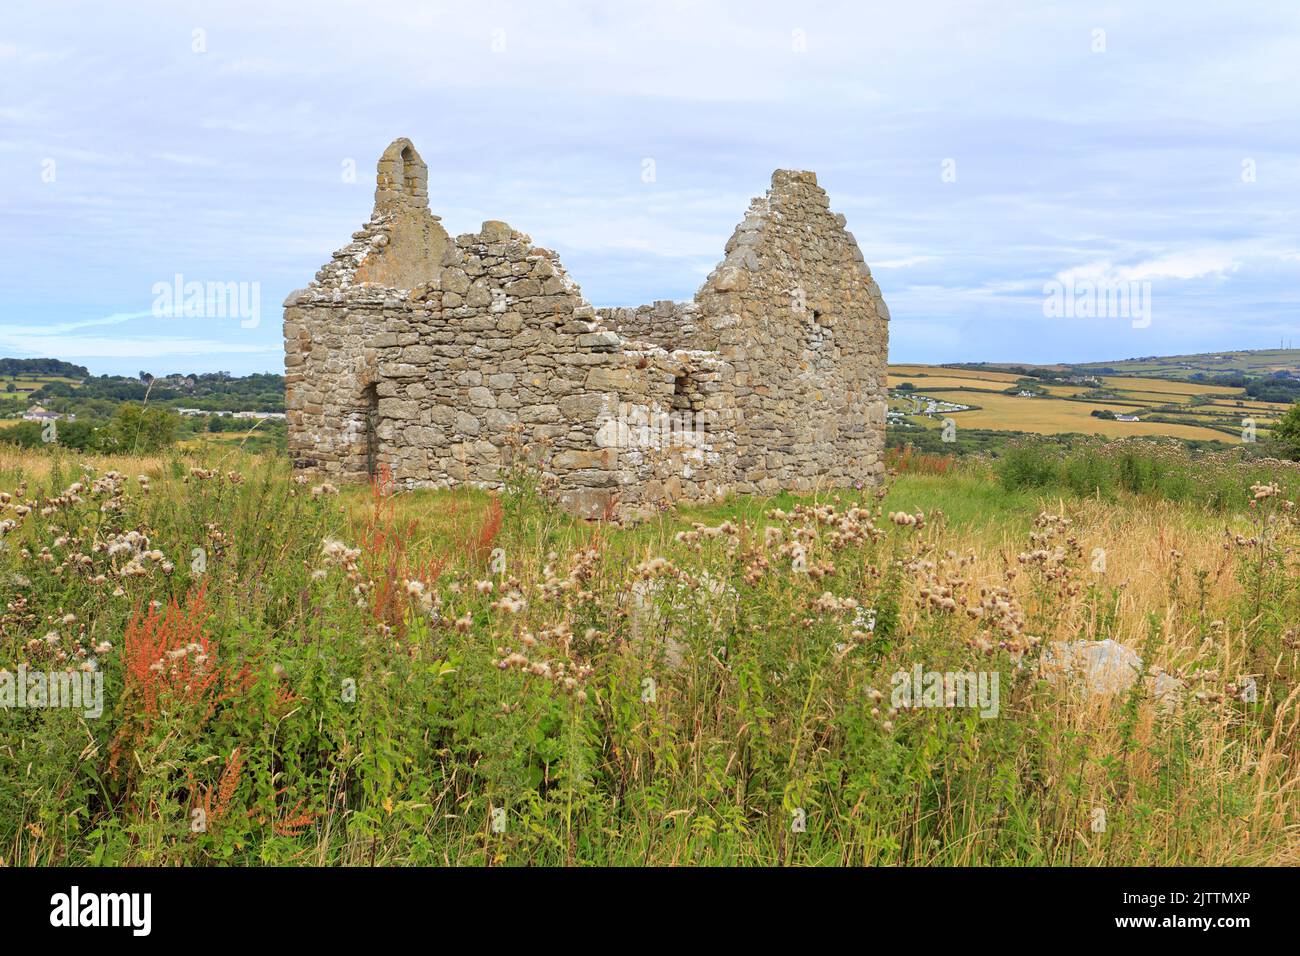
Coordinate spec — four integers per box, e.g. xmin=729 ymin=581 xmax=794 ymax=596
xmin=887 ymin=374 xmax=1012 ymax=392
xmin=935 ymin=392 xmax=1233 ymax=441
xmin=1037 ymin=384 xmax=1093 ymax=398
xmin=1100 ymin=375 xmax=1239 ymax=397
xmin=889 ymin=364 xmax=1267 ymax=441
xmin=1203 ymin=400 xmax=1292 ymax=415
xmin=889 ymin=364 xmax=1024 ymax=383
xmin=1107 ymin=389 xmax=1198 ymax=405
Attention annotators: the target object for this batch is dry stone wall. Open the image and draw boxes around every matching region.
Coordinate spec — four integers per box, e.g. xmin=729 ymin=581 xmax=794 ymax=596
xmin=284 ymin=139 xmax=888 ymax=519
xmin=596 ymin=301 xmax=708 ymax=351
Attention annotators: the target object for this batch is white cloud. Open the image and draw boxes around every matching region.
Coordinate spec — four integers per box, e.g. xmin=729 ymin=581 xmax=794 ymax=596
xmin=1117 ymin=253 xmax=1241 ymax=282
xmin=0 ymin=310 xmax=156 ymax=338
xmin=871 ymin=256 xmax=939 ymax=270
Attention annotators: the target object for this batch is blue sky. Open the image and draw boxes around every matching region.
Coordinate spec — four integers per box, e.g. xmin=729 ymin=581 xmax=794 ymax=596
xmin=2 ymin=1 xmax=1298 ymax=376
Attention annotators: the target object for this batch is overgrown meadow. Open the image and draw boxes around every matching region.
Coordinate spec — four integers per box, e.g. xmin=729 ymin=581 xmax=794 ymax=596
xmin=2 ymin=441 xmax=1298 ymax=866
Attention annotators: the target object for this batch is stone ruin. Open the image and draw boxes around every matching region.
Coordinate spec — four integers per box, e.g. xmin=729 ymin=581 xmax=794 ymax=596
xmin=283 ymin=138 xmax=890 ymax=519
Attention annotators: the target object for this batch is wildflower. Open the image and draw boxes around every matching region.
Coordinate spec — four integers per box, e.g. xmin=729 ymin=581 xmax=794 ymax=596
xmin=634 ymin=556 xmax=672 ymax=578
xmin=1251 ymin=482 xmax=1281 ymax=501
xmin=320 ymin=538 xmax=362 ymax=570
xmin=492 ymin=595 xmax=526 ymax=614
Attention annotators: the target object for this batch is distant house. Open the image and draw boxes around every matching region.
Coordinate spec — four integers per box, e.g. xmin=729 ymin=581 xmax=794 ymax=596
xmin=232 ymin=411 xmax=286 ymax=421
xmin=176 ymin=407 xmax=284 ymax=420
xmin=1017 ymin=390 xmax=1036 ymax=397
xmin=22 ymin=405 xmax=75 ymax=423
xmin=1115 ymin=414 xmax=1140 ymax=422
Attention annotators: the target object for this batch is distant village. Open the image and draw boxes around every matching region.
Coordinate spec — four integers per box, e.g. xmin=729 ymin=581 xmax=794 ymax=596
xmin=174 ymin=408 xmax=286 ymax=420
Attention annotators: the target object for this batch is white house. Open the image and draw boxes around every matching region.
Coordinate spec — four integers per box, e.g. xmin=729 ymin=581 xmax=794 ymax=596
xmin=22 ymin=405 xmax=75 ymax=423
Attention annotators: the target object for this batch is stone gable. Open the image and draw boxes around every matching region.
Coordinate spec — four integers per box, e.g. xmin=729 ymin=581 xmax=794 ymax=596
xmin=284 ymin=139 xmax=889 ymax=518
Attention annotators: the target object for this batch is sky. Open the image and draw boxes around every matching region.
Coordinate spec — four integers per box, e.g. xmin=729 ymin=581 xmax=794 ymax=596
xmin=2 ymin=0 xmax=1298 ymax=377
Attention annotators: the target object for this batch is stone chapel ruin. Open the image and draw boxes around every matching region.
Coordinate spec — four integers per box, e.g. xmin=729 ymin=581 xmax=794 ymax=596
xmin=284 ymin=138 xmax=890 ymax=519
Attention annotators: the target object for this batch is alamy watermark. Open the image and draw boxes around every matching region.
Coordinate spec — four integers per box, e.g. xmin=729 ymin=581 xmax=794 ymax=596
xmin=594 ymin=402 xmax=715 ymax=450
xmin=1043 ymin=277 xmax=1151 ymax=329
xmin=50 ymin=886 xmax=150 ymax=936
xmin=152 ymin=273 xmax=261 ymax=328
xmin=891 ymin=664 xmax=999 ymax=718
xmin=0 ymin=665 xmax=103 ymax=718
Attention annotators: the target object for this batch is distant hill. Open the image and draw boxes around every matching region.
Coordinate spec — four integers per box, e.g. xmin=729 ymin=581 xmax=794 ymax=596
xmin=1071 ymin=348 xmax=1300 ymax=380
xmin=949 ymin=350 xmax=1300 ymax=406
xmin=953 ymin=349 xmax=1300 ymax=381
xmin=0 ymin=357 xmax=89 ymax=379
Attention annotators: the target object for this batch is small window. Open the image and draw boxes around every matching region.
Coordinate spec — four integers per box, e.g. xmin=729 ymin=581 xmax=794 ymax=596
xmin=399 ymin=146 xmax=420 ymax=200
xmin=672 ymin=374 xmax=694 ymax=412
xmin=672 ymin=373 xmax=711 ymax=439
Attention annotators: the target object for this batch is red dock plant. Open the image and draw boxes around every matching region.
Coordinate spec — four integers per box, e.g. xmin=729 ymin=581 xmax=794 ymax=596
xmin=109 ymin=583 xmax=253 ymax=775
xmin=186 ymin=746 xmax=245 ymax=832
xmin=357 ymin=464 xmax=448 ymax=636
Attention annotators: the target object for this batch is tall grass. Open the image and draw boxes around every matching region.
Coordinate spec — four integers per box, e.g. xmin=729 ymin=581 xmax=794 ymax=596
xmin=1 ymin=445 xmax=1297 ymax=865
xmin=997 ymin=437 xmax=1300 ymax=510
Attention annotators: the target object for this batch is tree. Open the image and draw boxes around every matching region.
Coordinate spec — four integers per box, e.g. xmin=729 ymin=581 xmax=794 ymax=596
xmin=1272 ymin=403 xmax=1300 ymax=460
xmin=0 ymin=421 xmax=44 ymax=448
xmin=100 ymin=404 xmax=177 ymax=453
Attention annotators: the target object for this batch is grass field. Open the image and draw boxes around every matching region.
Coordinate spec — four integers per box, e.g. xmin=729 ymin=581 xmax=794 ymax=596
xmin=2 ymin=443 xmax=1298 ymax=866
xmin=0 ymin=376 xmax=82 ymax=406
xmin=889 ymin=364 xmax=1290 ymax=442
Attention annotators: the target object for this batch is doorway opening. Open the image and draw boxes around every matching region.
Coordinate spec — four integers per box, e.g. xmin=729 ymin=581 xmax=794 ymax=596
xmin=361 ymin=383 xmax=379 ymax=478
